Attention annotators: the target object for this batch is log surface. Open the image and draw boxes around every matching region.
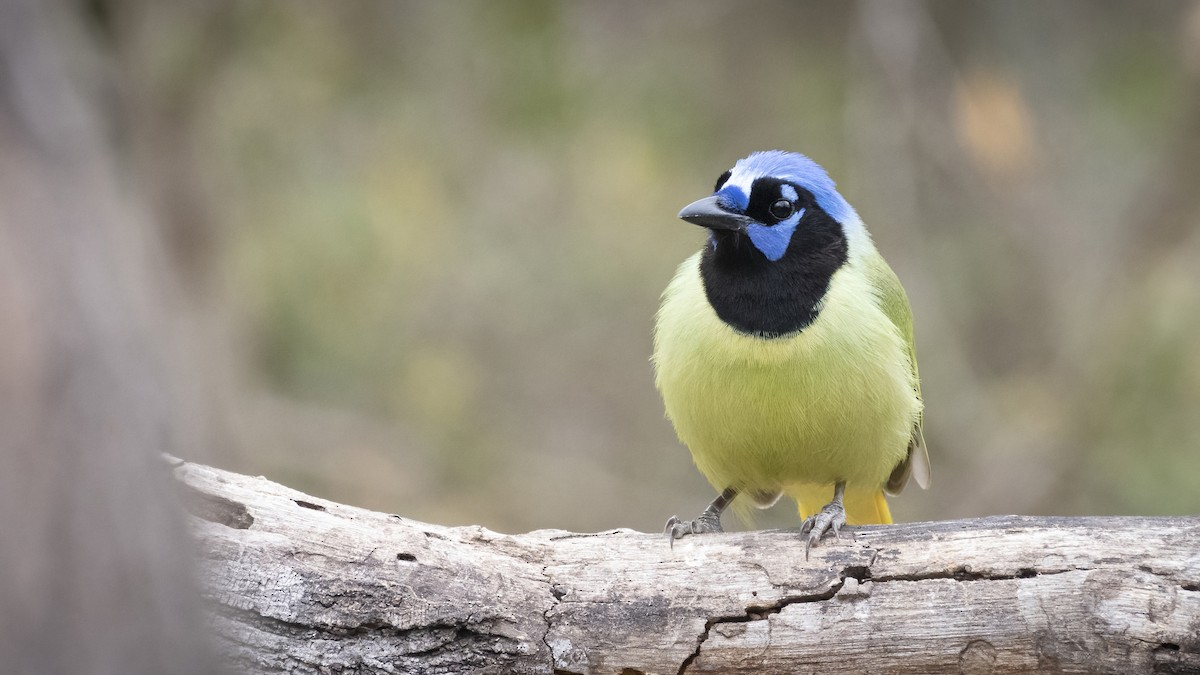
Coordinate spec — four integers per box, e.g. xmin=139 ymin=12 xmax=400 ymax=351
xmin=175 ymin=460 xmax=1200 ymax=674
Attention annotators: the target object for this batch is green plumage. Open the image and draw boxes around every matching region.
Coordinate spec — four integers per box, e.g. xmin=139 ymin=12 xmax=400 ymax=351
xmin=654 ymin=237 xmax=928 ymax=523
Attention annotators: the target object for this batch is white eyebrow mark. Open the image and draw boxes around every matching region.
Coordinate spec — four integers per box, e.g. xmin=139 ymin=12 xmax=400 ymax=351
xmin=780 ymin=184 xmax=798 ymax=202
xmin=727 ymin=168 xmax=756 ymax=199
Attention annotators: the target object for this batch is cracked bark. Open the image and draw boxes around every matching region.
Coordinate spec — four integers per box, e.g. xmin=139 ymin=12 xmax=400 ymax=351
xmin=176 ymin=461 xmax=1200 ymax=675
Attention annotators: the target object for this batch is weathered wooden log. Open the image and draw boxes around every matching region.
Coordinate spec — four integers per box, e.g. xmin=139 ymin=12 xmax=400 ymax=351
xmin=174 ymin=460 xmax=1200 ymax=674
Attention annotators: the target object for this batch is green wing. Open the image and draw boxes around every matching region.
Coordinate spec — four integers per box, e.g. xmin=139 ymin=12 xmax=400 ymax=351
xmin=865 ymin=253 xmax=931 ymax=493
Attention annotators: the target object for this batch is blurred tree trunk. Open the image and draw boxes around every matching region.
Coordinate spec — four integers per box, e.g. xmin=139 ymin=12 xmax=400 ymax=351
xmin=0 ymin=0 xmax=216 ymax=672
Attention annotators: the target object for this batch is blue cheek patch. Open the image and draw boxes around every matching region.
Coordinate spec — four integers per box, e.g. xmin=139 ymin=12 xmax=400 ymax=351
xmin=746 ymin=208 xmax=804 ymax=261
xmin=716 ymin=185 xmax=748 ymax=211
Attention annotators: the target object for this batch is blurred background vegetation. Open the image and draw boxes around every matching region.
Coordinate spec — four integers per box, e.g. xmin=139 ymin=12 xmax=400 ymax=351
xmin=58 ymin=0 xmax=1200 ymax=531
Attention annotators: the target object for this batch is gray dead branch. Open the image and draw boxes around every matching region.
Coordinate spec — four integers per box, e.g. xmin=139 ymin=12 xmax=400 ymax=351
xmin=176 ymin=460 xmax=1200 ymax=675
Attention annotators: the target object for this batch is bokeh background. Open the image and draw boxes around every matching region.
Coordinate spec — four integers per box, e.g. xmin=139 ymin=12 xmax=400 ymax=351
xmin=8 ymin=0 xmax=1200 ymax=535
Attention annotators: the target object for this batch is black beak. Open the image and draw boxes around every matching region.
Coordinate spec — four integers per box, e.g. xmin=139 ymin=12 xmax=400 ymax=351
xmin=678 ymin=195 xmax=749 ymax=232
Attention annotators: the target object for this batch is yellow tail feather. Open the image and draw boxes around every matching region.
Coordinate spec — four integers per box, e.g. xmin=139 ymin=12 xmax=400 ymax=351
xmin=790 ymin=484 xmax=893 ymax=525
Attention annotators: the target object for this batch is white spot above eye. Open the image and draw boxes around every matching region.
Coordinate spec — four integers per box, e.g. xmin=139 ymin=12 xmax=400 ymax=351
xmin=780 ymin=184 xmax=798 ymax=202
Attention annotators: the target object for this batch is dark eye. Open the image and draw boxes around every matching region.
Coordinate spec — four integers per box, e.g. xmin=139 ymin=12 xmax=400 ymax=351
xmin=769 ymin=199 xmax=794 ymax=220
xmin=714 ymin=170 xmax=732 ymax=193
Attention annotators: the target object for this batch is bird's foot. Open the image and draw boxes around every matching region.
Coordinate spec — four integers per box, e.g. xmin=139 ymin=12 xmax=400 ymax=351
xmin=664 ymin=511 xmax=723 ymax=546
xmin=800 ymin=499 xmax=846 ymax=559
xmin=665 ymin=488 xmax=737 ymax=548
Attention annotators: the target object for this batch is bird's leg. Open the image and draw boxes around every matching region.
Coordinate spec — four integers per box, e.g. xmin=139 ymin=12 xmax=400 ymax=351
xmin=800 ymin=481 xmax=847 ymax=559
xmin=665 ymin=487 xmax=737 ymax=545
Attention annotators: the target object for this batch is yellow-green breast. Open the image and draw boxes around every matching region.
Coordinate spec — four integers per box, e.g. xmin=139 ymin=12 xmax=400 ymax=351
xmin=653 ymin=249 xmax=920 ymax=497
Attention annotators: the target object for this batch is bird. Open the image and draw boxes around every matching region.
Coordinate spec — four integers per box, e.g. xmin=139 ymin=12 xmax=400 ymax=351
xmin=653 ymin=150 xmax=930 ymax=555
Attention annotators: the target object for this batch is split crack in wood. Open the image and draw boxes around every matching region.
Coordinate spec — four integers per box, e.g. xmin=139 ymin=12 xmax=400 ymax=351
xmin=677 ymin=580 xmax=845 ymax=675
xmin=541 ymin=564 xmax=564 ymax=673
xmin=675 ymin=562 xmax=1086 ymax=674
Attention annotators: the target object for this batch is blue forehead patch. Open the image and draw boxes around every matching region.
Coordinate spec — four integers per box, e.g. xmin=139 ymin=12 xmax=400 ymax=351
xmin=731 ymin=150 xmax=856 ymax=224
xmin=715 ymin=184 xmax=748 ymax=211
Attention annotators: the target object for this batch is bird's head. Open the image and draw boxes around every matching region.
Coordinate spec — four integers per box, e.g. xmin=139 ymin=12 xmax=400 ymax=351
xmin=678 ymin=150 xmax=864 ymax=263
xmin=678 ymin=151 xmax=869 ymax=336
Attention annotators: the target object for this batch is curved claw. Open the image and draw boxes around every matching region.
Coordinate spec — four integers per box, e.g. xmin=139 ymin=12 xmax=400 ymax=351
xmin=801 ymin=500 xmax=847 ymax=560
xmin=664 ymin=488 xmax=736 ymax=548
xmin=664 ymin=515 xmax=686 ymax=547
xmin=664 ymin=513 xmax=723 ymax=549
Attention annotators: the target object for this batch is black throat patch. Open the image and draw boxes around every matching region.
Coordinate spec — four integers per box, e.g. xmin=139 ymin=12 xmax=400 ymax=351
xmin=699 ymin=207 xmax=849 ymax=338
